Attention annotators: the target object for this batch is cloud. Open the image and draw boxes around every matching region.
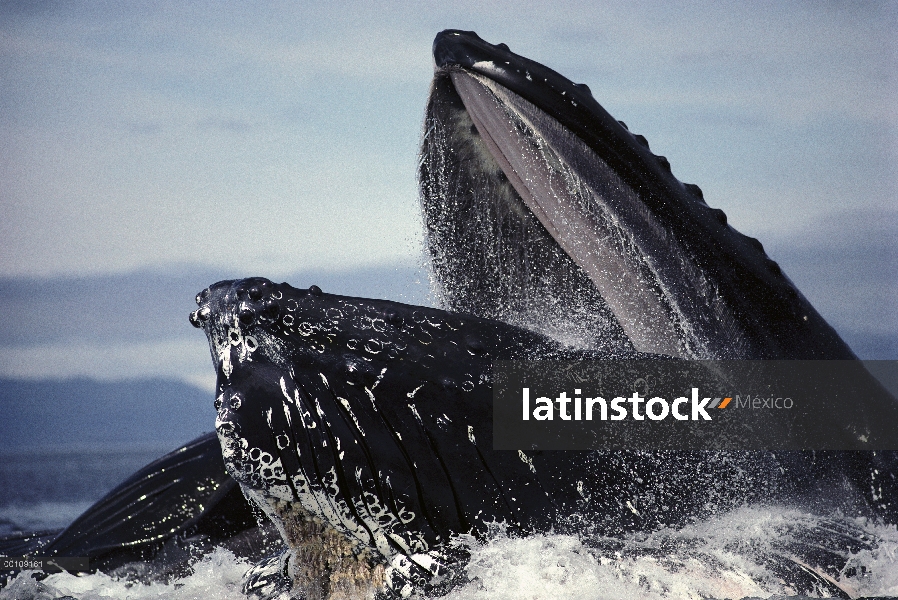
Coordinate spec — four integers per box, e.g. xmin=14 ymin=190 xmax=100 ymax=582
xmin=2 ymin=2 xmax=894 ymax=278
xmin=0 ymin=1 xmax=893 ymax=366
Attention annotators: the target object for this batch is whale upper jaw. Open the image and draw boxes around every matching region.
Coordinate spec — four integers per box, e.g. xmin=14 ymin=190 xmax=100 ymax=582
xmin=190 ymin=278 xmax=437 ymax=595
xmin=421 ymin=29 xmax=857 ymax=360
xmin=189 ymin=277 xmax=592 ymax=595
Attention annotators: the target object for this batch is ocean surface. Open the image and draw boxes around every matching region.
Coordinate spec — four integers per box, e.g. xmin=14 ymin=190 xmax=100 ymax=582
xmin=0 ymin=446 xmax=174 ymax=538
xmin=2 ymin=446 xmax=898 ymax=598
xmin=1 ymin=509 xmax=898 ymax=599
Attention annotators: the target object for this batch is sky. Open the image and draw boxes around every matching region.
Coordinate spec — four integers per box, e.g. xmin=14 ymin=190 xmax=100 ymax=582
xmin=0 ymin=1 xmax=896 ymax=390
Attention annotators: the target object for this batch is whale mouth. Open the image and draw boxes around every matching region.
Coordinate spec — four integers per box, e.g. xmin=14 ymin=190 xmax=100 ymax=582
xmin=192 ymin=277 xmax=818 ymax=594
xmin=183 ymin=29 xmax=877 ymax=598
xmin=420 ymin=30 xmax=855 ymax=360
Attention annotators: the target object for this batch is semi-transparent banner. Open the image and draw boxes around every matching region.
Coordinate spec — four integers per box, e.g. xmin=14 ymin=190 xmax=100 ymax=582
xmin=493 ymin=360 xmax=898 ymax=450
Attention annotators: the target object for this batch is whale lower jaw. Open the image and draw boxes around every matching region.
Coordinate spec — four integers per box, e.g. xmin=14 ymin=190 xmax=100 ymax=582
xmin=421 ymin=30 xmax=858 ymax=360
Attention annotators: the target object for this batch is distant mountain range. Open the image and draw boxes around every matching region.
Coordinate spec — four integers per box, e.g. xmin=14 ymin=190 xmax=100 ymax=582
xmin=0 ymin=262 xmax=432 ymax=348
xmin=0 ymin=262 xmax=435 ymax=384
xmin=3 ymin=368 xmax=896 ymax=453
xmin=0 ymin=377 xmax=214 ymax=452
xmin=0 ymin=254 xmax=894 ymax=455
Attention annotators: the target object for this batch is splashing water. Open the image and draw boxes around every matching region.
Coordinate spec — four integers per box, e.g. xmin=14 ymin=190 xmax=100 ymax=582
xmin=444 ymin=507 xmax=898 ymax=600
xmin=3 ymin=506 xmax=897 ymax=600
xmin=0 ymin=548 xmax=250 ymax=600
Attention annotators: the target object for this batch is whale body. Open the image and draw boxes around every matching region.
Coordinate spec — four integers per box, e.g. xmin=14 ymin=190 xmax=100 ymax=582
xmin=192 ymin=30 xmax=898 ymax=598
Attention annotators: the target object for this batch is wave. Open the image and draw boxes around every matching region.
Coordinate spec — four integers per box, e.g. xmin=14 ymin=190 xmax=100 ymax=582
xmin=2 ymin=506 xmax=897 ymax=600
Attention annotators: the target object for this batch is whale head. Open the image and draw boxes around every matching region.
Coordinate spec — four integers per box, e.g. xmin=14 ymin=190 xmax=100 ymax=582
xmin=189 ymin=276 xmax=602 ymax=594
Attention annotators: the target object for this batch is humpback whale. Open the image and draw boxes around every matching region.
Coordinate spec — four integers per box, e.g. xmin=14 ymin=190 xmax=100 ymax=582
xmin=3 ymin=29 xmax=896 ymax=600
xmin=182 ymin=30 xmax=895 ymax=598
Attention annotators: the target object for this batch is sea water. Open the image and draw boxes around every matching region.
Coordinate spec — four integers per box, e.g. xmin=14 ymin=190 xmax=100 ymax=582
xmin=2 ymin=508 xmax=898 ymax=599
xmin=0 ymin=447 xmax=173 ymax=536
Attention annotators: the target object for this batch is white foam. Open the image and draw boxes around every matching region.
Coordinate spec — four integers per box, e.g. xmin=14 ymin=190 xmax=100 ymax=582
xmin=0 ymin=548 xmax=250 ymax=600
xmin=444 ymin=507 xmax=898 ymax=600
xmin=2 ymin=507 xmax=897 ymax=599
